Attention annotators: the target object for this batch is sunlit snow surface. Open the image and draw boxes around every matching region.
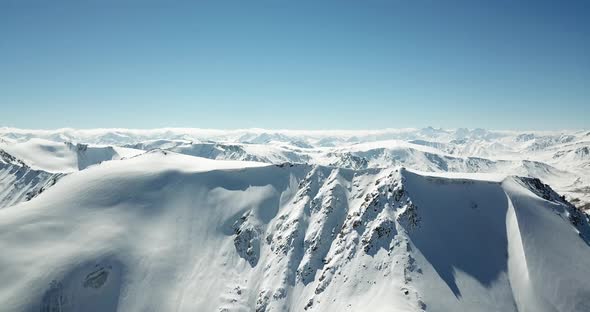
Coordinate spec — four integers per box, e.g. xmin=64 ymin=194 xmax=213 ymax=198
xmin=0 ymin=128 xmax=589 ymax=311
xmin=2 ymin=127 xmax=588 ymax=210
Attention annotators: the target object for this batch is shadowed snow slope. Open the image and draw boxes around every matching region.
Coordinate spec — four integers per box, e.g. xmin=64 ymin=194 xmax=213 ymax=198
xmin=0 ymin=153 xmax=589 ymax=312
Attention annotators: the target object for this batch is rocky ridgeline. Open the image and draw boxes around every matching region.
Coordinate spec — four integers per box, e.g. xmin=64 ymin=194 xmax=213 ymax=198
xmin=0 ymin=149 xmax=63 ymax=209
xmin=230 ymin=165 xmax=426 ymax=311
xmin=516 ymin=176 xmax=590 ymax=243
xmin=0 ymin=149 xmax=27 ymax=167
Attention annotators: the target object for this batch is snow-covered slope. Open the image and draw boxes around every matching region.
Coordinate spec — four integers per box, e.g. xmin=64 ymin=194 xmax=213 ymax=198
xmin=1 ymin=152 xmax=588 ymax=311
xmin=0 ymin=138 xmax=143 ymax=173
xmin=131 ymin=138 xmax=587 ymax=210
xmin=1 ymin=128 xmax=589 ymax=211
xmin=0 ymin=149 xmax=62 ymax=209
xmin=125 ymin=140 xmax=310 ymax=164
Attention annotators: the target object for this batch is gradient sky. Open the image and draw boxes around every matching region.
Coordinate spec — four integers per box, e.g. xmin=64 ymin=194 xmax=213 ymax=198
xmin=1 ymin=0 xmax=589 ymax=130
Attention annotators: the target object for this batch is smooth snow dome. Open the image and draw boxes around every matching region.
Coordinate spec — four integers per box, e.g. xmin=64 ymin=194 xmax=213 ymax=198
xmin=0 ymin=128 xmax=589 ymax=312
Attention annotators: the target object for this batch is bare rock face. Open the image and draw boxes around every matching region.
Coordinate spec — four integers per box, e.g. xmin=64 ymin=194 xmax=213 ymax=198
xmin=517 ymin=177 xmax=556 ymax=201
xmin=362 ymin=219 xmax=397 ymax=255
xmin=0 ymin=149 xmax=27 ymax=167
xmin=38 ymin=260 xmax=122 ymax=312
xmin=233 ymin=224 xmax=261 ymax=267
xmin=231 ymin=210 xmax=262 ymax=267
xmin=41 ymin=280 xmax=67 ymax=312
xmin=83 ymin=267 xmax=110 ymax=289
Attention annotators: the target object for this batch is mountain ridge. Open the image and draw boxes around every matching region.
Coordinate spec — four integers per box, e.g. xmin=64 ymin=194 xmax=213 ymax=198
xmin=1 ymin=152 xmax=588 ymax=311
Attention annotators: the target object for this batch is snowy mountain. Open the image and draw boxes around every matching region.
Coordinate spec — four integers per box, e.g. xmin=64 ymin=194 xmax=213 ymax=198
xmin=124 ymin=140 xmax=310 ymax=164
xmin=0 ymin=138 xmax=143 ymax=209
xmin=1 ymin=127 xmax=589 ymax=211
xmin=0 ymin=138 xmax=143 ymax=173
xmin=0 ymin=149 xmax=62 ymax=208
xmin=0 ymin=128 xmax=590 ymax=311
xmin=0 ymin=152 xmax=589 ymax=312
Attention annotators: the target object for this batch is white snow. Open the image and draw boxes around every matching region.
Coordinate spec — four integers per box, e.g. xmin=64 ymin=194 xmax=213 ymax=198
xmin=0 ymin=138 xmax=144 ymax=173
xmin=0 ymin=127 xmax=589 ymax=311
xmin=0 ymin=149 xmax=589 ymax=311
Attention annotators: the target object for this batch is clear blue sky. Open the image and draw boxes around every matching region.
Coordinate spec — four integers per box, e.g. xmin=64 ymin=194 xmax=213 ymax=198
xmin=1 ymin=0 xmax=588 ymax=130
